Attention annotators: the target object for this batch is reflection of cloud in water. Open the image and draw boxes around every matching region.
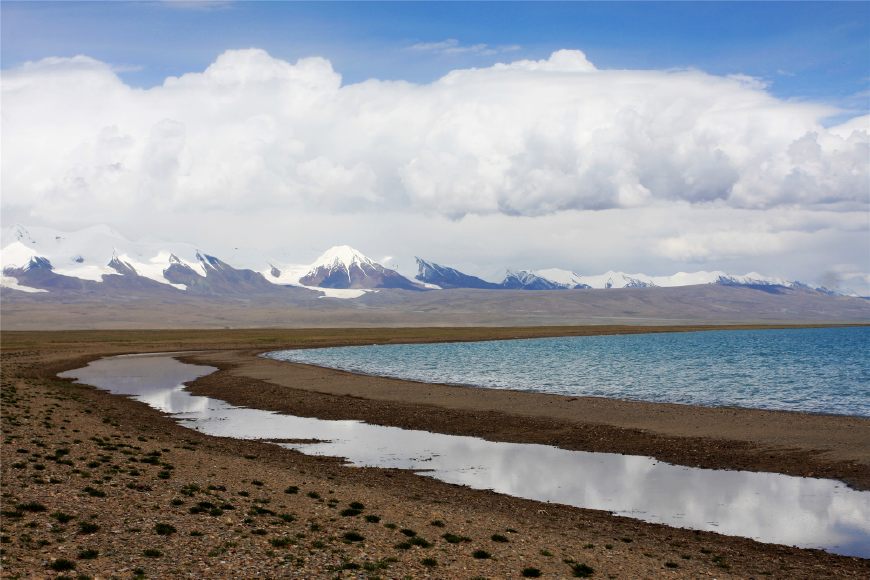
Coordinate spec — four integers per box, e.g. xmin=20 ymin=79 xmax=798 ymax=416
xmin=61 ymin=355 xmax=870 ymax=558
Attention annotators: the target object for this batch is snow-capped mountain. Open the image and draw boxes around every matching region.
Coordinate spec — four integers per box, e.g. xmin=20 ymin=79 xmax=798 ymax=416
xmin=500 ymin=270 xmax=566 ymax=290
xmin=531 ymin=268 xmax=796 ymax=290
xmin=298 ymin=246 xmax=423 ymax=290
xmin=1 ymin=225 xmax=857 ymax=298
xmin=415 ymin=258 xmax=500 ymax=290
xmin=0 ymin=226 xmax=425 ymax=297
xmin=413 ymin=256 xmax=850 ymax=294
xmin=0 ymin=225 xmax=307 ymax=297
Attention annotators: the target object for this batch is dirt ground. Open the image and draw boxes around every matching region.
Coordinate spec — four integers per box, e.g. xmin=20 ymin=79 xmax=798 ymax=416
xmin=1 ymin=326 xmax=868 ymax=579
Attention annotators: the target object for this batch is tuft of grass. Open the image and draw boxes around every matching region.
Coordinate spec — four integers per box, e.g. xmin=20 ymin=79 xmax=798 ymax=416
xmin=17 ymin=501 xmax=47 ymax=512
xmin=364 ymin=515 xmax=381 ymax=523
xmin=52 ymin=512 xmax=75 ymax=524
xmin=540 ymin=549 xmax=553 ymax=557
xmin=348 ymin=501 xmax=364 ymax=510
xmin=410 ymin=537 xmax=432 ymax=548
xmin=665 ymin=562 xmax=679 ymax=569
xmin=283 ymin=486 xmax=298 ymax=494
xmin=421 ymin=557 xmax=437 ymax=567
xmin=571 ymin=562 xmax=595 ymax=577
xmin=82 ymin=486 xmax=106 ymax=498
xmin=306 ymin=491 xmax=320 ymax=499
xmin=270 ymin=537 xmax=291 ymax=548
xmin=143 ymin=548 xmax=162 ymax=558
xmin=340 ymin=562 xmax=360 ymax=570
xmin=78 ymin=522 xmax=99 ymax=534
xmin=394 ymin=541 xmax=412 ymax=550
xmin=491 ymin=533 xmax=509 ymax=543
xmin=442 ymin=533 xmax=471 ymax=544
xmin=340 ymin=508 xmax=362 ymax=517
xmin=77 ymin=549 xmax=99 ymax=560
xmin=343 ymin=531 xmax=364 ymax=543
xmin=522 ymin=568 xmax=542 ymax=578
xmin=430 ymin=519 xmax=445 ymax=527
xmin=49 ymin=559 xmax=76 ymax=571
xmin=472 ymin=549 xmax=491 ymax=559
xmin=155 ymin=523 xmax=177 ymax=536
xmin=399 ymin=528 xmax=417 ymax=537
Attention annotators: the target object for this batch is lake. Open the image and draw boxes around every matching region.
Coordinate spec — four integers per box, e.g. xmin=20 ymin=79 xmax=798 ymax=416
xmin=267 ymin=327 xmax=870 ymax=416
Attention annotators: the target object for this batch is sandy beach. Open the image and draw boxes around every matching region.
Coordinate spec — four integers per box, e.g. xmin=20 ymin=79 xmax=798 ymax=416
xmin=2 ymin=326 xmax=869 ymax=578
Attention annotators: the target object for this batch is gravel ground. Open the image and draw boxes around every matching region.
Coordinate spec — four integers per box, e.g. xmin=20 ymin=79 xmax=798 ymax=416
xmin=2 ymin=329 xmax=869 ymax=578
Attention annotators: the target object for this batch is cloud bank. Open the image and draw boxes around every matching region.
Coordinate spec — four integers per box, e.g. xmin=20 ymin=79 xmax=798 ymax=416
xmin=1 ymin=48 xmax=868 ymax=292
xmin=3 ymin=48 xmax=867 ymax=221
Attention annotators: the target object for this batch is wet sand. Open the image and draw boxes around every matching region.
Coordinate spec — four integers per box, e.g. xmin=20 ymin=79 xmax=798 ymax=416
xmin=2 ymin=326 xmax=869 ymax=578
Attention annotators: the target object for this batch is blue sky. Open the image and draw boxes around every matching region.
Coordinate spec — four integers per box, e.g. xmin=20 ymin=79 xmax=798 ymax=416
xmin=2 ymin=1 xmax=868 ymax=291
xmin=3 ymin=1 xmax=868 ymax=114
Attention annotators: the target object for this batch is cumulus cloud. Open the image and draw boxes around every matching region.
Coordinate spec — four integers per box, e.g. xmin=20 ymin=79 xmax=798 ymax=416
xmin=2 ymin=48 xmax=868 ymax=223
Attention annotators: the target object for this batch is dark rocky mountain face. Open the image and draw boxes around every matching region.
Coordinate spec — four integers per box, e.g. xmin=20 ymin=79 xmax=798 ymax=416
xmin=163 ymin=253 xmax=294 ymax=296
xmin=500 ymin=271 xmax=566 ymax=290
xmin=414 ymin=258 xmax=501 ymax=289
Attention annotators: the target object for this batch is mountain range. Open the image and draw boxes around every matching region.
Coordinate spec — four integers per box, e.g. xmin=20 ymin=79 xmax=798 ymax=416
xmin=0 ymin=224 xmax=855 ymax=298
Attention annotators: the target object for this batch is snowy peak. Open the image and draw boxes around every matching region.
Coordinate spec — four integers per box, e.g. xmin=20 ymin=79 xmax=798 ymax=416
xmin=310 ymin=245 xmax=375 ymax=273
xmin=532 ymin=269 xmax=592 ymax=289
xmin=12 ymin=224 xmax=36 ymax=245
xmin=501 ymin=270 xmax=565 ymax=290
xmin=300 ymin=245 xmax=422 ymax=290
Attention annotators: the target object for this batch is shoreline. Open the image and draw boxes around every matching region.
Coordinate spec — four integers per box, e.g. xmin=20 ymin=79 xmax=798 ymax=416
xmin=3 ymin=327 xmax=869 ymax=577
xmin=181 ymin=341 xmax=870 ymax=491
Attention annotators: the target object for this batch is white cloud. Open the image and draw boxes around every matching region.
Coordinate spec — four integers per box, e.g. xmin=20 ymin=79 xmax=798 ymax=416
xmin=1 ymin=48 xmax=867 ymax=290
xmin=3 ymin=48 xmax=867 ymax=221
xmin=408 ymin=38 xmax=522 ymax=56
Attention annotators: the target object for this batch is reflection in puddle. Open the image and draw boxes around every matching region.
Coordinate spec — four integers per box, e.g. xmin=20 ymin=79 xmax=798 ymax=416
xmin=59 ymin=354 xmax=870 ymax=558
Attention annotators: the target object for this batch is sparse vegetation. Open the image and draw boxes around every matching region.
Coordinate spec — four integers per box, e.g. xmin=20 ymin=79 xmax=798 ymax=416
xmin=17 ymin=501 xmax=47 ymax=512
xmin=78 ymin=522 xmax=99 ymax=534
xmin=571 ymin=562 xmax=595 ymax=577
xmin=49 ymin=558 xmax=76 ymax=571
xmin=472 ymin=549 xmax=491 ymax=559
xmin=155 ymin=523 xmax=177 ymax=535
xmin=52 ymin=511 xmax=75 ymax=523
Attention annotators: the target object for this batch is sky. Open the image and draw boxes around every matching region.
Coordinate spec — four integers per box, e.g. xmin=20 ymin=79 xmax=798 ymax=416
xmin=2 ymin=1 xmax=869 ymax=291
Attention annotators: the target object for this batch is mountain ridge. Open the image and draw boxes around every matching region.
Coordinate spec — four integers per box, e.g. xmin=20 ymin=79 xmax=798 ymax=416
xmin=0 ymin=224 xmax=859 ymax=298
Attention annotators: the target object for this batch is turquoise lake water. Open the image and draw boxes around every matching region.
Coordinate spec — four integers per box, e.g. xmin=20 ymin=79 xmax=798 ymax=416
xmin=267 ymin=327 xmax=870 ymax=417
